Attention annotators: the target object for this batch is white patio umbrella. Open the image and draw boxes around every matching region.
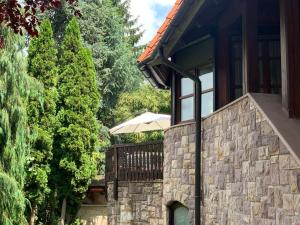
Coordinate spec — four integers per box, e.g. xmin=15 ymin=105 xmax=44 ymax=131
xmin=110 ymin=112 xmax=171 ymax=134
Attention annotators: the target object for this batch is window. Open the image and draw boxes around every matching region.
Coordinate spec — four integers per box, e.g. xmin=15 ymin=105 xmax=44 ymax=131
xmin=230 ymin=36 xmax=281 ymax=99
xmin=258 ymin=39 xmax=281 ymax=94
xmin=177 ymin=65 xmax=214 ymax=123
xmin=179 ymin=77 xmax=194 ymax=121
xmin=199 ymin=66 xmax=214 ymax=117
xmin=169 ymin=203 xmax=189 ymax=225
xmin=230 ymin=39 xmax=243 ymax=100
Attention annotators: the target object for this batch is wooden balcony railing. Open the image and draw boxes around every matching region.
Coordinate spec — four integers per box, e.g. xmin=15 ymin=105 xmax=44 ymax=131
xmin=105 ymin=141 xmax=164 ymax=182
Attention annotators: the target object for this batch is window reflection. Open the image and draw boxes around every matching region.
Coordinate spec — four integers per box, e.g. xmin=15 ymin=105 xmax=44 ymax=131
xmin=202 ymin=92 xmax=214 ymax=117
xmin=181 ymin=78 xmax=194 ymax=96
xmin=181 ymin=97 xmax=194 ymax=121
xmin=174 ymin=206 xmax=189 ymax=225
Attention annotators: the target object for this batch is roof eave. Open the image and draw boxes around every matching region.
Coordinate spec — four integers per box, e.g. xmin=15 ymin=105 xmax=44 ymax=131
xmin=138 ymin=0 xmax=208 ymax=88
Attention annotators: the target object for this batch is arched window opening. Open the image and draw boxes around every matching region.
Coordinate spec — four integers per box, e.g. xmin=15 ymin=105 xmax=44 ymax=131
xmin=169 ymin=202 xmax=189 ymax=225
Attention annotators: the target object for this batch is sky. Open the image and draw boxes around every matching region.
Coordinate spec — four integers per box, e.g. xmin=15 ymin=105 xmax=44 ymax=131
xmin=128 ymin=0 xmax=176 ymax=45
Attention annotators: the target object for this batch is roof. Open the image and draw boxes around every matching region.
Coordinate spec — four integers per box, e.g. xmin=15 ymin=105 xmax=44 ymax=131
xmin=137 ymin=0 xmax=185 ymax=63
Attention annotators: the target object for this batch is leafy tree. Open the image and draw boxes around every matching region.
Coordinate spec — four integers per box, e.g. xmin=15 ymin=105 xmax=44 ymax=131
xmin=78 ymin=0 xmax=143 ymax=127
xmin=112 ymin=0 xmax=144 ymax=52
xmin=54 ymin=17 xmax=99 ymax=224
xmin=114 ymin=84 xmax=171 ymax=124
xmin=0 ymin=27 xmax=31 ymax=225
xmin=0 ymin=0 xmax=78 ymax=37
xmin=25 ymin=19 xmax=59 ymax=225
xmin=112 ymin=84 xmax=171 ymax=144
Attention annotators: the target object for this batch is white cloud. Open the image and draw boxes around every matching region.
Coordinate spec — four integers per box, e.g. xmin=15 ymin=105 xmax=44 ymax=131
xmin=129 ymin=0 xmax=176 ymax=45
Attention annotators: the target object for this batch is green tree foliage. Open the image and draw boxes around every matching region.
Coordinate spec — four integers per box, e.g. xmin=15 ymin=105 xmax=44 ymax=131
xmin=78 ymin=0 xmax=143 ymax=127
xmin=25 ymin=19 xmax=59 ymax=224
xmin=112 ymin=84 xmax=171 ymax=144
xmin=54 ymin=17 xmax=100 ymax=219
xmin=0 ymin=27 xmax=30 ymax=225
xmin=114 ymin=84 xmax=171 ymax=124
xmin=112 ymin=0 xmax=144 ymax=52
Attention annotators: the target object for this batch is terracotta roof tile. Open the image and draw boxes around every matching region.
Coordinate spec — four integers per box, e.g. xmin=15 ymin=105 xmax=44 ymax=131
xmin=137 ymin=0 xmax=184 ymax=63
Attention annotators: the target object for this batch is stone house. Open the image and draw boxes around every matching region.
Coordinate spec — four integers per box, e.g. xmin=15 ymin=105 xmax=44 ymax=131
xmin=107 ymin=0 xmax=300 ymax=224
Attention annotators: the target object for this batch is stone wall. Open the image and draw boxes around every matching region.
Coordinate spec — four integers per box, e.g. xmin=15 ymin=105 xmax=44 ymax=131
xmin=107 ymin=95 xmax=300 ymax=225
xmin=163 ymin=123 xmax=196 ymax=225
xmin=202 ymin=96 xmax=300 ymax=224
xmin=107 ymin=181 xmax=163 ymax=225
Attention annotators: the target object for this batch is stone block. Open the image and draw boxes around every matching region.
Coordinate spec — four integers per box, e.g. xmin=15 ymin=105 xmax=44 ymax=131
xmin=290 ymin=170 xmax=300 ymax=193
xmin=283 ymin=194 xmax=294 ymax=215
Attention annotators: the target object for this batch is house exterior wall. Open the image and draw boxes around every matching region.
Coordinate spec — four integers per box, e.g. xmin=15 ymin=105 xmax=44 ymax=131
xmin=201 ymin=96 xmax=300 ymax=224
xmin=107 ymin=95 xmax=300 ymax=225
xmin=107 ymin=181 xmax=163 ymax=225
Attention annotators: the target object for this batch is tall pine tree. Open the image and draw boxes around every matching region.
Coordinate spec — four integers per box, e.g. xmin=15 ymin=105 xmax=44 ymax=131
xmin=78 ymin=0 xmax=143 ymax=127
xmin=55 ymin=17 xmax=99 ymax=224
xmin=25 ymin=19 xmax=59 ymax=225
xmin=0 ymin=27 xmax=30 ymax=225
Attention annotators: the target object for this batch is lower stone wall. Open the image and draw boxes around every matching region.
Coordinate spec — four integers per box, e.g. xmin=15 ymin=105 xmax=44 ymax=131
xmin=107 ymin=181 xmax=163 ymax=225
xmin=202 ymin=96 xmax=300 ymax=224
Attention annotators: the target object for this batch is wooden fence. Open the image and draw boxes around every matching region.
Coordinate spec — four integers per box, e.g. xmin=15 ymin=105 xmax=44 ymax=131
xmin=105 ymin=141 xmax=164 ymax=182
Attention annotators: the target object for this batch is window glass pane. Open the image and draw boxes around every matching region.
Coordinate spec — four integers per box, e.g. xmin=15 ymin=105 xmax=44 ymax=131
xmin=234 ymin=60 xmax=242 ymax=86
xmin=181 ymin=97 xmax=194 ymax=121
xmin=269 ymin=41 xmax=280 ymax=58
xmin=232 ymin=42 xmax=242 ymax=59
xmin=270 ymin=59 xmax=281 ymax=94
xmin=202 ymin=91 xmax=214 ymax=117
xmin=199 ymin=68 xmax=213 ymax=91
xmin=174 ymin=206 xmax=189 ymax=225
xmin=181 ymin=78 xmax=194 ymax=96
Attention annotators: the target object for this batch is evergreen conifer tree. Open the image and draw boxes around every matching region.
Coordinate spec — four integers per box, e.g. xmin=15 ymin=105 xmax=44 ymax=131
xmin=26 ymin=19 xmax=59 ymax=225
xmin=0 ymin=27 xmax=30 ymax=225
xmin=55 ymin=17 xmax=99 ymax=224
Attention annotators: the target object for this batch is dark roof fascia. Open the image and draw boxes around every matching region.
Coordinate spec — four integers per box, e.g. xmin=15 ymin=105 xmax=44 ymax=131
xmin=138 ymin=0 xmax=208 ymax=88
xmin=138 ymin=0 xmax=196 ymax=69
xmin=161 ymin=0 xmax=208 ymax=57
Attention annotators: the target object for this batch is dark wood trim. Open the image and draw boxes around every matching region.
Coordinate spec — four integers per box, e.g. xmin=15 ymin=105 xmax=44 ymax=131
xmin=171 ymin=72 xmax=176 ymax=126
xmin=242 ymin=0 xmax=259 ymax=93
xmin=279 ymin=0 xmax=300 ymax=117
xmin=218 ymin=0 xmax=242 ymax=29
xmin=261 ymin=40 xmax=272 ymax=93
xmin=216 ymin=27 xmax=230 ymax=108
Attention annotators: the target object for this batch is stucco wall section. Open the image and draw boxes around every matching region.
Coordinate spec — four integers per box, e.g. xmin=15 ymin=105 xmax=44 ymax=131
xmin=107 ymin=181 xmax=163 ymax=225
xmin=202 ymin=96 xmax=300 ymax=225
xmin=77 ymin=205 xmax=107 ymax=225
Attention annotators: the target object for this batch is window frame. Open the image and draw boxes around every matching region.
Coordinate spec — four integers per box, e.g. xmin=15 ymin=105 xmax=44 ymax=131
xmin=175 ymin=63 xmax=215 ymax=124
xmin=230 ymin=35 xmax=282 ymax=101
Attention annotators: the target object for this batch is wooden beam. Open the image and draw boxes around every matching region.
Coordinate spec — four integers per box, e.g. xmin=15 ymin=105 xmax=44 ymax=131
xmin=242 ymin=0 xmax=259 ymax=93
xmin=171 ymin=72 xmax=176 ymax=126
xmin=279 ymin=0 xmax=300 ymax=117
xmin=215 ymin=27 xmax=230 ymax=108
xmin=218 ymin=0 xmax=242 ymax=29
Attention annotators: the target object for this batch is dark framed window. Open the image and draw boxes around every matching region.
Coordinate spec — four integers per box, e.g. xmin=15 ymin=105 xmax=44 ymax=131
xmin=169 ymin=202 xmax=189 ymax=225
xmin=230 ymin=35 xmax=281 ymax=100
xmin=177 ymin=65 xmax=215 ymax=123
xmin=198 ymin=65 xmax=214 ymax=117
xmin=230 ymin=38 xmax=243 ymax=100
xmin=258 ymin=37 xmax=281 ymax=94
xmin=179 ymin=77 xmax=194 ymax=121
